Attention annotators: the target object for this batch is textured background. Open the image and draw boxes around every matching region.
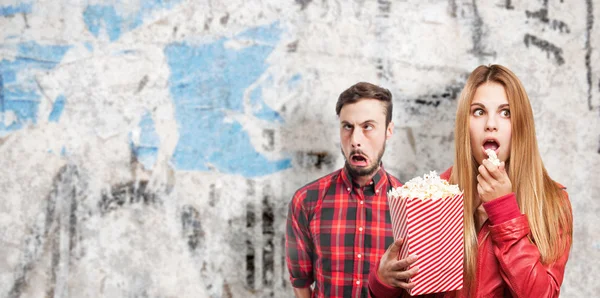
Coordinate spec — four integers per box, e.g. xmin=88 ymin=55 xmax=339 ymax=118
xmin=0 ymin=0 xmax=598 ymax=297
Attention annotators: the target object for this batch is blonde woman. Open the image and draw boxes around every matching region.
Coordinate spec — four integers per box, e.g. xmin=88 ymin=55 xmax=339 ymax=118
xmin=369 ymin=64 xmax=573 ymax=298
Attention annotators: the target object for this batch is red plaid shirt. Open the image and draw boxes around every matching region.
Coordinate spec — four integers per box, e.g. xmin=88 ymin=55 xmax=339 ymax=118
xmin=286 ymin=165 xmax=402 ymax=298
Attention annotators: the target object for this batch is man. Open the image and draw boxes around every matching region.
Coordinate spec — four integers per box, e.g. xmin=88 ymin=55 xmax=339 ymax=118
xmin=286 ymin=82 xmax=415 ymax=297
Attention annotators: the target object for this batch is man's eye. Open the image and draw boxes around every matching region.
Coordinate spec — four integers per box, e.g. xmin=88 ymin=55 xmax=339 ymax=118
xmin=364 ymin=125 xmax=373 ymax=131
xmin=501 ymin=109 xmax=511 ymax=117
xmin=343 ymin=124 xmax=353 ymax=130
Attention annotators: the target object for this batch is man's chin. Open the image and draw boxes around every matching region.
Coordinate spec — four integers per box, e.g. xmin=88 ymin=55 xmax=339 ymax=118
xmin=346 ymin=164 xmax=377 ymax=177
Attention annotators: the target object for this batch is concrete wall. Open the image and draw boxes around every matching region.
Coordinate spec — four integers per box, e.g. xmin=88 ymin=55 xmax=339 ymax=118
xmin=0 ymin=0 xmax=598 ymax=297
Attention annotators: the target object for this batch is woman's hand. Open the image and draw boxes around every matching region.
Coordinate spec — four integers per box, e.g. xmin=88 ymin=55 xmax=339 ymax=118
xmin=476 ymin=160 xmax=512 ymax=203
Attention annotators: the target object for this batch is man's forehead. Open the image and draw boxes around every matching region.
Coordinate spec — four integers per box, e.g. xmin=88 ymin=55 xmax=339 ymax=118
xmin=339 ymin=100 xmax=386 ymax=122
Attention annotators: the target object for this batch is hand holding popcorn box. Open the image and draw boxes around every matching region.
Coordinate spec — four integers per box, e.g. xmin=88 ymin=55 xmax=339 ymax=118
xmin=387 ymin=172 xmax=464 ymax=296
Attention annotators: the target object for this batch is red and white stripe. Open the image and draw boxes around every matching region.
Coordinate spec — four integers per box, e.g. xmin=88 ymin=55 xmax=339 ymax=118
xmin=388 ymin=193 xmax=464 ymax=296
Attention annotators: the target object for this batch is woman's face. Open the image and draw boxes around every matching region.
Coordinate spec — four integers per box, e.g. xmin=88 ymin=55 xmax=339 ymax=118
xmin=469 ymin=82 xmax=512 ymax=165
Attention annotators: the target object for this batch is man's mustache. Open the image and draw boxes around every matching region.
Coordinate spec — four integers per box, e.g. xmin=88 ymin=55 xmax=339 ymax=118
xmin=350 ymin=149 xmax=367 ymax=157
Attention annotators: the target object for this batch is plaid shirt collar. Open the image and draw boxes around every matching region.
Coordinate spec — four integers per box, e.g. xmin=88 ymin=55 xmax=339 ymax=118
xmin=340 ymin=163 xmax=388 ymax=194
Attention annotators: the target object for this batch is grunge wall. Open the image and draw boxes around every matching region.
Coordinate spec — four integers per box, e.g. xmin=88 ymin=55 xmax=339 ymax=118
xmin=0 ymin=0 xmax=598 ymax=297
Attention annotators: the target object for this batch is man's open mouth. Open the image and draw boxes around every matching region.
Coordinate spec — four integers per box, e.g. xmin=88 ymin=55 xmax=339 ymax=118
xmin=350 ymin=153 xmax=368 ymax=166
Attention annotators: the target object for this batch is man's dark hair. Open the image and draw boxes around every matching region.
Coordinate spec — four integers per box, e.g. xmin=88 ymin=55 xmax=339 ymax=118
xmin=335 ymin=82 xmax=393 ymax=126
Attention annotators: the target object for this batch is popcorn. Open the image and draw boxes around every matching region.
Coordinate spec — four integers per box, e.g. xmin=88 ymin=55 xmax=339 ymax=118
xmin=386 ymin=171 xmax=464 ymax=295
xmin=388 ymin=171 xmax=461 ymax=201
xmin=485 ymin=149 xmax=501 ymax=166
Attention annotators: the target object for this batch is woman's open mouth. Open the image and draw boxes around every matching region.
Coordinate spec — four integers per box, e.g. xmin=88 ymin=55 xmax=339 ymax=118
xmin=482 ymin=138 xmax=500 ymax=155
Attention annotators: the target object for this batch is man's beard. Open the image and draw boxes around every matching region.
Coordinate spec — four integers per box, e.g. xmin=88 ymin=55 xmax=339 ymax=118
xmin=343 ymin=143 xmax=386 ymax=178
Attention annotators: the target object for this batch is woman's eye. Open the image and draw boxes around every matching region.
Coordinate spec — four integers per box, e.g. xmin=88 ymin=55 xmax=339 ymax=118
xmin=501 ymin=109 xmax=511 ymax=117
xmin=473 ymin=109 xmax=484 ymax=116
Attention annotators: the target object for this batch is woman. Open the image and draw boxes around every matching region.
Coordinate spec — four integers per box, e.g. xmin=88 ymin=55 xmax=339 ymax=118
xmin=368 ymin=64 xmax=573 ymax=297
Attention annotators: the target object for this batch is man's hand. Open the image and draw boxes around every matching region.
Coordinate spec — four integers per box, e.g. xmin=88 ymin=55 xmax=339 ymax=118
xmin=293 ymin=286 xmax=312 ymax=298
xmin=377 ymin=238 xmax=419 ymax=289
xmin=477 ymin=160 xmax=512 ymax=203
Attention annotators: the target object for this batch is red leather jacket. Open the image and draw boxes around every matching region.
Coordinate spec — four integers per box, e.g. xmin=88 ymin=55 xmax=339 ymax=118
xmin=368 ymin=168 xmax=572 ymax=298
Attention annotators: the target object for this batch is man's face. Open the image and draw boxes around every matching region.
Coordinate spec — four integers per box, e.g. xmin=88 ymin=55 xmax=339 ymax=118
xmin=339 ymin=98 xmax=393 ymax=178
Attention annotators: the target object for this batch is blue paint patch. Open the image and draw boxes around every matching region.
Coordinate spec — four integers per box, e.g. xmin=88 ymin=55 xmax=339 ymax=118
xmin=0 ymin=73 xmax=4 ymax=113
xmin=2 ymin=70 xmax=16 ymax=83
xmin=84 ymin=42 xmax=94 ymax=52
xmin=83 ymin=5 xmax=122 ymax=42
xmin=3 ymin=93 xmax=38 ymax=119
xmin=83 ymin=0 xmax=182 ymax=42
xmin=116 ymin=49 xmax=137 ymax=55
xmin=135 ymin=147 xmax=159 ymax=170
xmin=254 ymin=107 xmax=284 ymax=122
xmin=249 ymin=87 xmax=262 ymax=107
xmin=249 ymin=87 xmax=283 ymax=123
xmin=17 ymin=42 xmax=70 ymax=62
xmin=288 ymin=74 xmax=301 ymax=88
xmin=138 ymin=112 xmax=160 ymax=146
xmin=0 ymin=42 xmax=70 ymax=135
xmin=48 ymin=95 xmax=65 ymax=122
xmin=165 ymin=22 xmax=291 ymax=177
xmin=131 ymin=112 xmax=160 ymax=170
xmin=0 ymin=3 xmax=32 ymax=16
xmin=236 ymin=22 xmax=282 ymax=45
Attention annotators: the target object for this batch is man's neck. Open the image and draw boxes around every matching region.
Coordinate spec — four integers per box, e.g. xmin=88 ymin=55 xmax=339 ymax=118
xmin=353 ymin=167 xmax=380 ymax=187
xmin=353 ymin=176 xmax=372 ymax=187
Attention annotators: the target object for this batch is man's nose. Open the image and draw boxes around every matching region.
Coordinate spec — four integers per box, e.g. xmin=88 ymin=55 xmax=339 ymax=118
xmin=350 ymin=129 xmax=363 ymax=147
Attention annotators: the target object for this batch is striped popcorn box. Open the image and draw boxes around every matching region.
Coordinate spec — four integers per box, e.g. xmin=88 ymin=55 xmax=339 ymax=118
xmin=387 ymin=172 xmax=464 ymax=296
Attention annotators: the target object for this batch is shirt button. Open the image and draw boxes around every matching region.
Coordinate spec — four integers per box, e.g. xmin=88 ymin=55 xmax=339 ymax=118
xmin=359 ymin=227 xmax=363 ymax=232
xmin=356 ymin=280 xmax=361 ymax=285
xmin=347 ymin=187 xmax=351 ymax=192
xmin=360 ymin=201 xmax=364 ymax=205
xmin=375 ymin=189 xmax=379 ymax=193
xmin=370 ymin=181 xmax=374 ymax=185
xmin=357 ymin=254 xmax=362 ymax=258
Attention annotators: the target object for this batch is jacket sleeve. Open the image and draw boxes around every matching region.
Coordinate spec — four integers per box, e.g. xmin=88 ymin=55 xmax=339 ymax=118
xmin=367 ymin=262 xmax=447 ymax=298
xmin=484 ymin=192 xmax=572 ymax=298
xmin=285 ymin=190 xmax=315 ymax=288
xmin=367 ymin=262 xmax=404 ymax=298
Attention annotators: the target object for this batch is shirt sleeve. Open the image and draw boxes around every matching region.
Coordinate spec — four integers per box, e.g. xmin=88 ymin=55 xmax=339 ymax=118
xmin=286 ymin=190 xmax=315 ymax=288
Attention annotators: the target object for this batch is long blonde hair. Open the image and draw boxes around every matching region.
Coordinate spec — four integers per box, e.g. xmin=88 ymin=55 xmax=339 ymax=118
xmin=450 ymin=64 xmax=573 ymax=291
